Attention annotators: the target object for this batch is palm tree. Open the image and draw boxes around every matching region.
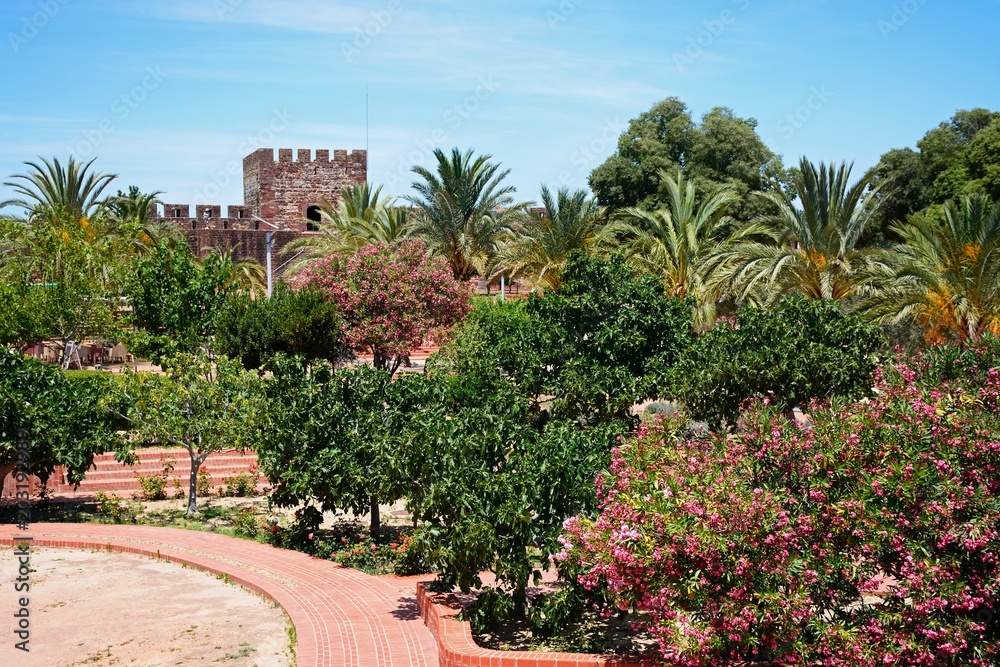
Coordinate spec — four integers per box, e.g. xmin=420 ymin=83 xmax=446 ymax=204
xmin=1 ymin=156 xmax=116 ymax=223
xmin=201 ymin=245 xmax=267 ymax=297
xmin=615 ymin=169 xmax=744 ymax=328
xmin=708 ymin=158 xmax=884 ymax=306
xmin=283 ymin=183 xmax=407 ymax=273
xmin=107 ymin=186 xmax=179 ymax=254
xmin=860 ymin=195 xmax=1000 ymax=342
xmin=407 ymin=148 xmax=527 ymax=281
xmin=493 ymin=186 xmax=611 ymax=292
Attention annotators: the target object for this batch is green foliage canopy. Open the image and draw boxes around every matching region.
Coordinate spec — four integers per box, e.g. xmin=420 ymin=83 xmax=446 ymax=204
xmin=674 ymin=297 xmax=884 ymax=428
xmin=214 ymin=284 xmax=348 ymax=370
xmin=122 ymin=353 xmax=263 ymax=514
xmin=258 ymin=358 xmax=391 ymax=532
xmin=0 ymin=349 xmax=129 ymax=487
xmin=123 ymin=240 xmax=236 ymax=363
xmin=588 ymin=98 xmax=787 ymax=220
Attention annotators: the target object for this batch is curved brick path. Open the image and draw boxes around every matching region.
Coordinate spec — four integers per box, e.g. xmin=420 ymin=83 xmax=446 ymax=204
xmin=0 ymin=523 xmax=439 ymax=667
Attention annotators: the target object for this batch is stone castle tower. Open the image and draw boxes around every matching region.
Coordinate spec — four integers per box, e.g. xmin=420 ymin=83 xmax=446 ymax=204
xmin=155 ymin=147 xmax=367 ymax=268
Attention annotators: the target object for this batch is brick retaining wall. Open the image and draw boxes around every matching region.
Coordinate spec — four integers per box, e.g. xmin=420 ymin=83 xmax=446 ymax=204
xmin=416 ymin=583 xmax=656 ymax=667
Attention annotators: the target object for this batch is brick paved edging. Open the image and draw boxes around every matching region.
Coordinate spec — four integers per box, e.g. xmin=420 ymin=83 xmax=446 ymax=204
xmin=416 ymin=583 xmax=655 ymax=667
xmin=0 ymin=524 xmax=438 ymax=667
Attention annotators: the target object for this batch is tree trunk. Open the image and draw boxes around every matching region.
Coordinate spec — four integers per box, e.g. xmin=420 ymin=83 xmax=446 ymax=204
xmin=512 ymin=580 xmax=528 ymax=619
xmin=369 ymin=494 xmax=380 ymax=535
xmin=187 ymin=453 xmax=201 ymax=515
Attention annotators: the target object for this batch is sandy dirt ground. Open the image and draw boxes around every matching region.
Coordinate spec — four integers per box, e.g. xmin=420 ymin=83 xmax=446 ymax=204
xmin=0 ymin=548 xmax=294 ymax=667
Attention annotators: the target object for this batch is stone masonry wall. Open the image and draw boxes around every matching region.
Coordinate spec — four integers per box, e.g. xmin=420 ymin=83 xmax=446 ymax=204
xmin=155 ymin=147 xmax=367 ymax=269
xmin=243 ymin=147 xmax=367 ymax=231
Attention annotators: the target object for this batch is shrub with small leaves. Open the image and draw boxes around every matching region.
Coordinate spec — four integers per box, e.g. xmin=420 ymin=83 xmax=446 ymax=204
xmin=222 ymin=466 xmax=260 ymax=497
xmin=231 ymin=508 xmax=262 ymax=539
xmin=134 ymin=456 xmax=174 ymax=501
xmin=196 ymin=467 xmax=214 ymax=498
xmin=95 ymin=491 xmax=143 ymax=524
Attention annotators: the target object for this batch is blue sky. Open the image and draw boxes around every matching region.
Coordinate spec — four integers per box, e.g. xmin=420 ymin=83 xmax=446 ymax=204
xmin=2 ymin=0 xmax=999 ymax=209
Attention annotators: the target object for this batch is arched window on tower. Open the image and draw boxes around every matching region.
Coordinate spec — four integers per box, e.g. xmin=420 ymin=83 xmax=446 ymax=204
xmin=306 ymin=205 xmax=321 ymax=232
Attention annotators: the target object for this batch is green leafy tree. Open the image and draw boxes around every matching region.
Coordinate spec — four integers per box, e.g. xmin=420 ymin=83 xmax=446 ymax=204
xmin=0 ymin=275 xmax=43 ymax=347
xmin=673 ymin=297 xmax=884 ymax=428
xmin=529 ymin=252 xmax=695 ymax=423
xmin=123 ymin=239 xmax=236 ymax=363
xmin=425 ymin=299 xmax=548 ymax=399
xmin=122 ymin=353 xmax=263 ymax=514
xmin=258 ymin=358 xmax=391 ymax=533
xmin=493 ymin=185 xmax=612 ymax=292
xmin=589 ymin=99 xmax=787 ymax=218
xmin=943 ymin=118 xmax=1000 ymax=201
xmin=0 ymin=157 xmax=133 ymax=362
xmin=861 ymin=195 xmax=1000 ymax=343
xmin=215 ymin=284 xmax=348 ymax=370
xmin=0 ymin=208 xmax=126 ymax=363
xmin=386 ymin=370 xmax=624 ymax=615
xmin=407 ymin=148 xmax=528 ymax=280
xmin=709 ymin=158 xmax=884 ymax=306
xmin=589 ymin=98 xmax=695 ymax=211
xmin=0 ymin=349 xmax=130 ymax=490
xmin=432 ymin=253 xmax=695 ymax=424
xmin=868 ymin=108 xmax=1000 ymax=239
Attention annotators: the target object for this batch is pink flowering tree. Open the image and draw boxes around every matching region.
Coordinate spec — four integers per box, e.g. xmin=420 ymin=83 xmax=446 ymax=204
xmin=301 ymin=239 xmax=471 ymax=374
xmin=559 ymin=345 xmax=1000 ymax=667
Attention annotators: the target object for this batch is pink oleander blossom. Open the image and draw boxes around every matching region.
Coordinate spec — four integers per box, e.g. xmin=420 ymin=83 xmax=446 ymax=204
xmin=299 ymin=239 xmax=471 ymax=372
xmin=558 ymin=349 xmax=1000 ymax=667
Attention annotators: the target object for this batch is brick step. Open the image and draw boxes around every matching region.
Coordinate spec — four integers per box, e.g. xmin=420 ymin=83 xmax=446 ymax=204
xmin=92 ymin=449 xmax=253 ymax=463
xmin=82 ymin=462 xmax=256 ymax=473
xmin=91 ymin=456 xmax=256 ymax=466
xmin=2 ymin=447 xmax=261 ymax=498
xmin=73 ymin=470 xmax=257 ymax=484
xmin=84 ymin=463 xmax=257 ymax=473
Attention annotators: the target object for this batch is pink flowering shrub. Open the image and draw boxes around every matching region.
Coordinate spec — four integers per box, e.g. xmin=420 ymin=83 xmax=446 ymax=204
xmin=559 ymin=351 xmax=1000 ymax=666
xmin=300 ymin=239 xmax=471 ymax=373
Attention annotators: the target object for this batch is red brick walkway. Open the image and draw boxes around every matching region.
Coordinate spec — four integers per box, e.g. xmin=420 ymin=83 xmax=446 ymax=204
xmin=0 ymin=523 xmax=439 ymax=667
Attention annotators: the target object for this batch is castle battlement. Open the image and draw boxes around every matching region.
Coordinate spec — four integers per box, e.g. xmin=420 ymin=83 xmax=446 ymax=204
xmin=157 ymin=147 xmax=367 ymax=267
xmin=157 ymin=204 xmax=257 ymax=231
xmin=244 ymin=148 xmax=367 ymax=166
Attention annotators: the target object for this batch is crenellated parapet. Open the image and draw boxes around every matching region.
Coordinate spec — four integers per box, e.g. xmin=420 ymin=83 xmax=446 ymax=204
xmin=156 ymin=204 xmax=258 ymax=231
xmin=243 ymin=147 xmax=367 ymax=229
xmin=157 ymin=147 xmax=367 ymax=268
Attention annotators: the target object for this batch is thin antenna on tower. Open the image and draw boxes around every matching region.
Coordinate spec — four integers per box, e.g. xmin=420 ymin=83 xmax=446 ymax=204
xmin=365 ymin=86 xmax=369 ymax=169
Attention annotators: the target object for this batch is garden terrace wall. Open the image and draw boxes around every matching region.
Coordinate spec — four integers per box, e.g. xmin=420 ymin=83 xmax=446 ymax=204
xmin=0 ymin=447 xmax=260 ymax=498
xmin=416 ymin=583 xmax=656 ymax=667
